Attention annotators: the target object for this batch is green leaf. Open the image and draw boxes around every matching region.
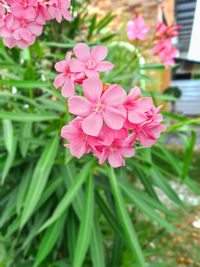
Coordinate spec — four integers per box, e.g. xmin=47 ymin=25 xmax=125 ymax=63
xmin=90 ymin=211 xmax=105 ymax=267
xmin=19 ymin=122 xmax=32 ymax=157
xmin=73 ymin=173 xmax=94 ymax=267
xmin=181 ymin=130 xmax=196 ymax=181
xmin=34 ymin=213 xmax=67 ymax=267
xmin=16 ymin=166 xmax=33 ymax=214
xmin=95 ymin=191 xmax=126 ymax=244
xmin=150 ymin=169 xmax=183 ymax=207
xmin=1 ymin=137 xmax=17 ymax=184
xmin=38 ymin=160 xmax=95 ymax=232
xmin=0 ymin=111 xmax=58 ymax=122
xmin=108 ymin=167 xmax=145 ymax=267
xmin=2 ymin=119 xmax=13 ymax=154
xmin=0 ymin=79 xmax=49 ymax=88
xmin=20 ymin=135 xmax=59 ymax=228
xmin=119 ymin=179 xmax=176 ymax=231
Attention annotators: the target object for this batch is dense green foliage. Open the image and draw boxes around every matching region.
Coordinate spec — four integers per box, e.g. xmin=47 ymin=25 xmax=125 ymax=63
xmin=0 ymin=1 xmax=199 ymax=266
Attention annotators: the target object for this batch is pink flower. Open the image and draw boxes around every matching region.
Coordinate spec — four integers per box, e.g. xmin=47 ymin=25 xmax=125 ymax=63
xmin=61 ymin=117 xmax=98 ymax=159
xmin=155 ymin=21 xmax=181 ymax=39
xmin=126 ymin=16 xmax=150 ymax=41
xmin=68 ymin=78 xmax=126 ymax=136
xmin=53 ymin=52 xmax=85 ymax=97
xmin=94 ymin=126 xmax=135 ymax=168
xmin=70 ymin=43 xmax=114 ymax=78
xmin=124 ymin=86 xmax=153 ymax=124
xmin=0 ymin=0 xmax=72 ymax=49
xmin=129 ymin=121 xmax=166 ymax=148
xmin=48 ymin=0 xmax=71 ymax=23
xmin=0 ymin=4 xmax=5 ymax=28
xmin=152 ymin=39 xmax=178 ymax=68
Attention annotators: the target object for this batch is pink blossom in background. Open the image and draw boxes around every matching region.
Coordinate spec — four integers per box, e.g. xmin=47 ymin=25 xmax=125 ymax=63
xmin=152 ymin=38 xmax=178 ymax=68
xmin=155 ymin=21 xmax=182 ymax=39
xmin=70 ymin=43 xmax=114 ymax=78
xmin=0 ymin=0 xmax=71 ymax=49
xmin=126 ymin=16 xmax=150 ymax=41
xmin=54 ymin=52 xmax=85 ymax=97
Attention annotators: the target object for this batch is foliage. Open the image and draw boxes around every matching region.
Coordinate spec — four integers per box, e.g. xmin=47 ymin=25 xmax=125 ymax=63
xmin=0 ymin=2 xmax=199 ymax=266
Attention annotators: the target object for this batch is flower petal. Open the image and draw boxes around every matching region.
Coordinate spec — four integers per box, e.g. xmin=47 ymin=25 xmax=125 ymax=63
xmin=70 ymin=141 xmax=87 ymax=158
xmin=70 ymin=58 xmax=86 ymax=72
xmin=99 ymin=149 xmax=109 ymax=165
xmin=119 ymin=147 xmax=135 ymax=158
xmin=61 ymin=78 xmax=75 ymax=98
xmin=68 ymin=96 xmax=92 ymax=116
xmin=95 ymin=61 xmax=114 ymax=72
xmin=91 ymin=45 xmax=108 ymax=62
xmin=128 ymin=110 xmax=147 ymax=124
xmin=108 ymin=152 xmax=125 ymax=168
xmin=73 ymin=43 xmax=90 ymax=62
xmin=103 ymin=106 xmax=125 ymax=130
xmin=53 ymin=73 xmax=66 ymax=89
xmin=85 ymin=69 xmax=99 ymax=78
xmin=82 ymin=112 xmax=103 ymax=136
xmin=54 ymin=60 xmax=68 ymax=72
xmin=82 ymin=78 xmax=102 ymax=103
xmin=101 ymin=84 xmax=127 ymax=106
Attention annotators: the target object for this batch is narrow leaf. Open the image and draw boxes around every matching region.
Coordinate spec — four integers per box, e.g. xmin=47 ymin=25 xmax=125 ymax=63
xmin=20 ymin=135 xmax=59 ymax=228
xmin=108 ymin=167 xmax=145 ymax=267
xmin=73 ymin=173 xmax=94 ymax=267
xmin=38 ymin=160 xmax=95 ymax=232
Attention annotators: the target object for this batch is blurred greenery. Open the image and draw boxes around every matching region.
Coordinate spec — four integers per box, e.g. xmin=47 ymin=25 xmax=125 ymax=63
xmin=0 ymin=1 xmax=200 ymax=266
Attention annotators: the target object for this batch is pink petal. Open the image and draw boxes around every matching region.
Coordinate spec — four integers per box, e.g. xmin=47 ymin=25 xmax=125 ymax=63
xmin=128 ymin=110 xmax=147 ymax=124
xmin=27 ymin=22 xmax=43 ymax=36
xmin=137 ymin=97 xmax=153 ymax=112
xmin=82 ymin=112 xmax=103 ymax=136
xmin=103 ymin=106 xmax=125 ymax=130
xmin=126 ymin=21 xmax=135 ymax=31
xmin=108 ymin=152 xmax=125 ymax=168
xmin=10 ymin=4 xmax=24 ymax=18
xmin=91 ymin=45 xmax=108 ymax=62
xmin=53 ymin=73 xmax=66 ymax=89
xmin=61 ymin=78 xmax=75 ymax=98
xmin=61 ymin=125 xmax=79 ymax=141
xmin=70 ymin=58 xmax=86 ymax=72
xmin=68 ymin=96 xmax=92 ymax=116
xmin=82 ymin=78 xmax=102 ymax=103
xmin=66 ymin=52 xmax=72 ymax=64
xmin=73 ymin=43 xmax=90 ymax=62
xmin=54 ymin=60 xmax=68 ymax=72
xmin=119 ymin=147 xmax=135 ymax=158
xmin=62 ymin=9 xmax=71 ymax=21
xmin=128 ymin=87 xmax=141 ymax=100
xmin=24 ymin=6 xmax=36 ymax=20
xmin=99 ymin=149 xmax=109 ymax=165
xmin=95 ymin=61 xmax=114 ymax=72
xmin=128 ymin=31 xmax=136 ymax=40
xmin=85 ymin=69 xmax=99 ymax=78
xmin=141 ymin=25 xmax=150 ymax=34
xmin=139 ymin=132 xmax=156 ymax=147
xmin=101 ymin=84 xmax=126 ymax=106
xmin=70 ymin=141 xmax=87 ymax=159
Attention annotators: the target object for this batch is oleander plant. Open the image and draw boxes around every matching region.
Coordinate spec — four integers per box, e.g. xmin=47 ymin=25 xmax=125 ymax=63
xmin=0 ymin=1 xmax=199 ymax=266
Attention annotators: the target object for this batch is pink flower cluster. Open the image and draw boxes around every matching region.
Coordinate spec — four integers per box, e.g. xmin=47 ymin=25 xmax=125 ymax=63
xmin=59 ymin=44 xmax=166 ymax=168
xmin=126 ymin=15 xmax=150 ymax=41
xmin=152 ymin=22 xmax=181 ymax=68
xmin=53 ymin=43 xmax=114 ymax=97
xmin=0 ymin=0 xmax=71 ymax=49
